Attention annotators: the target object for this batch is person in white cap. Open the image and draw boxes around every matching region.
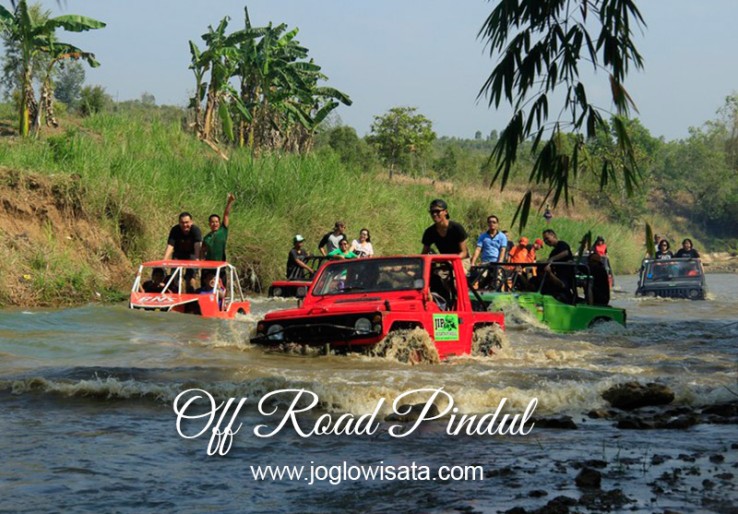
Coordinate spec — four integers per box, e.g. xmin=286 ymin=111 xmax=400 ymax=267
xmin=286 ymin=234 xmax=313 ymax=279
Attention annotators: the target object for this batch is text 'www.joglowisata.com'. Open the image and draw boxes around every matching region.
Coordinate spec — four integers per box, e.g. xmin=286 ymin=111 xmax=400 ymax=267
xmin=250 ymin=461 xmax=485 ymax=486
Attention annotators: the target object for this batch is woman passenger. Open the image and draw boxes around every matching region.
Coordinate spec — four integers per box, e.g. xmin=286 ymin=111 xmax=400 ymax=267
xmin=655 ymin=240 xmax=673 ymax=260
xmin=351 ymin=228 xmax=374 ymax=258
xmin=675 ymin=238 xmax=700 ymax=259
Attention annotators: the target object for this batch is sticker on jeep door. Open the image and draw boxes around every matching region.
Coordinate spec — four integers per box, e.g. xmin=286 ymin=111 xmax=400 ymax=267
xmin=433 ymin=313 xmax=459 ymax=341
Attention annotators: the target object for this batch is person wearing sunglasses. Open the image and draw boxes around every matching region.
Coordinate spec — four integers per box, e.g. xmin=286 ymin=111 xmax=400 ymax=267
xmin=421 ymin=199 xmax=469 ymax=258
xmin=470 ymin=215 xmax=508 ymax=266
xmin=655 ymin=239 xmax=673 ymax=260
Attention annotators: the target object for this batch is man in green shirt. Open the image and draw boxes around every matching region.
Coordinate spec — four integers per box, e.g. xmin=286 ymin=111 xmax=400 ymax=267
xmin=328 ymin=237 xmax=358 ymax=260
xmin=202 ymin=193 xmax=235 ymax=261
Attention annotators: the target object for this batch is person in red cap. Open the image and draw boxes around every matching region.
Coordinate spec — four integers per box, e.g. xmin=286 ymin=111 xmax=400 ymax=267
xmin=527 ymin=238 xmax=544 ymax=263
xmin=508 ymin=236 xmax=530 ymax=263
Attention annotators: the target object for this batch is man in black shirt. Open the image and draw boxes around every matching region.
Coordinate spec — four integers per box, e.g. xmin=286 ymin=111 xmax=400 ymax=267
xmin=163 ymin=212 xmax=203 ymax=291
xmin=287 ymin=234 xmax=313 ymax=279
xmin=587 ymin=253 xmax=610 ymax=306
xmin=542 ymin=229 xmax=575 ymax=301
xmin=421 ymin=199 xmax=469 ymax=258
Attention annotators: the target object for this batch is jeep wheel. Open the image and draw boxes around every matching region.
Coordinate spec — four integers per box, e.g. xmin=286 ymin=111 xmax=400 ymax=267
xmin=588 ymin=317 xmax=612 ymax=329
xmin=687 ymin=288 xmax=701 ymax=300
xmin=371 ymin=329 xmax=440 ymax=364
xmin=472 ymin=325 xmax=506 ymax=357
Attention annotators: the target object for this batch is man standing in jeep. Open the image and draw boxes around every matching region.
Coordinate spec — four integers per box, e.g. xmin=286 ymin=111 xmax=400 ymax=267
xmin=318 ymin=221 xmax=347 ymax=256
xmin=421 ymin=199 xmax=469 ymax=258
xmin=202 ymin=193 xmax=235 ymax=262
xmin=163 ymin=212 xmax=202 ymax=291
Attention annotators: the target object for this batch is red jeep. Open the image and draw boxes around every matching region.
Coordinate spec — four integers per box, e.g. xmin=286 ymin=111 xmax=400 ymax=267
xmin=251 ymin=255 xmax=505 ymax=360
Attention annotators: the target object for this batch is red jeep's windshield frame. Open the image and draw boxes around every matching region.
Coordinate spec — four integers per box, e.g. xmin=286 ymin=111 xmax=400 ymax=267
xmin=312 ymin=257 xmax=425 ymax=296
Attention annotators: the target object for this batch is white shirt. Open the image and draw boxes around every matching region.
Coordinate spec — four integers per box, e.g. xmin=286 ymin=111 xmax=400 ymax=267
xmin=351 ymin=240 xmax=374 ymax=258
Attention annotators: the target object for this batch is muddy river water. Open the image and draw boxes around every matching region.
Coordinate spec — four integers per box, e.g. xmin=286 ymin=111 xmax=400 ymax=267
xmin=1 ymin=274 xmax=736 ymax=513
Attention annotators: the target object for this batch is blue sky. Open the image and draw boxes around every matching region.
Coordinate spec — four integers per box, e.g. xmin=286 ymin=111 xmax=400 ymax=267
xmin=31 ymin=0 xmax=738 ymax=140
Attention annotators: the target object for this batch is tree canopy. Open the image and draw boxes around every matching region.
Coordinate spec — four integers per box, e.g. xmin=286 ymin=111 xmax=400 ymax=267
xmin=367 ymin=106 xmax=436 ymax=178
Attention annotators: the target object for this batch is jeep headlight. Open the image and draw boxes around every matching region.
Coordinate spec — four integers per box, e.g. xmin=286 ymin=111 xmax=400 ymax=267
xmin=372 ymin=313 xmax=382 ymax=333
xmin=267 ymin=324 xmax=284 ymax=341
xmin=354 ymin=317 xmax=372 ymax=335
xmin=272 ymin=287 xmax=283 ymax=297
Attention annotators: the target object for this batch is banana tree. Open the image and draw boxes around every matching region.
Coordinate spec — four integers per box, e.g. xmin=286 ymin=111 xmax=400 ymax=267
xmin=198 ymin=16 xmax=245 ymax=142
xmin=0 ymin=0 xmax=105 ymax=136
xmin=37 ymin=43 xmax=99 ymax=129
xmin=187 ymin=40 xmax=207 ymax=136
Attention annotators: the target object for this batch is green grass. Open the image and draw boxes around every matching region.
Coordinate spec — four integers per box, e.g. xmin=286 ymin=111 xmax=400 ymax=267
xmin=0 ymin=110 xmax=653 ymax=303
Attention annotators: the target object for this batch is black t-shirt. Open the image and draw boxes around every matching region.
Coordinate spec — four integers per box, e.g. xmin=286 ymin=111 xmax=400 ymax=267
xmin=675 ymin=248 xmax=700 ymax=259
xmin=590 ymin=263 xmax=610 ymax=306
xmin=286 ymin=248 xmax=308 ymax=279
xmin=422 ymin=221 xmax=468 ymax=254
xmin=548 ymin=240 xmax=574 ymax=289
xmin=548 ymin=240 xmax=573 ymax=262
xmin=167 ymin=224 xmax=203 ymax=259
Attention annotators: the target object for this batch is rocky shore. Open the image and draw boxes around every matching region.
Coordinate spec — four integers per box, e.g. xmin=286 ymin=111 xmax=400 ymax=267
xmin=502 ymin=382 xmax=738 ymax=514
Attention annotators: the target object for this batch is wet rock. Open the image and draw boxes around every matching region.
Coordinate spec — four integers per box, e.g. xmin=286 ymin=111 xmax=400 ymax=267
xmin=531 ymin=496 xmax=576 ymax=514
xmin=702 ymin=401 xmax=738 ymax=418
xmin=685 ymin=465 xmax=701 ymax=476
xmin=570 ymin=459 xmax=607 ymax=470
xmin=602 ymin=382 xmax=674 ymax=410
xmin=585 ymin=459 xmax=608 ymax=469
xmin=532 ymin=416 xmax=578 ymax=429
xmin=578 ymin=489 xmax=634 ymax=511
xmin=617 ymin=417 xmax=656 ymax=430
xmin=678 ymin=454 xmax=696 ymax=462
xmin=485 ymin=465 xmax=515 ymax=478
xmin=662 ymin=415 xmax=699 ymax=429
xmin=709 ymin=454 xmax=725 ymax=463
xmin=699 ymin=401 xmax=738 ymax=425
xmin=715 ymin=472 xmax=734 ymax=480
xmin=503 ymin=508 xmax=527 ymax=514
xmin=384 ymin=402 xmax=439 ymax=422
xmin=587 ymin=408 xmax=616 ymax=419
xmin=702 ymin=479 xmax=715 ymax=489
xmin=575 ymin=467 xmax=602 ymax=489
xmin=651 ymin=454 xmax=669 ymax=465
xmin=528 ymin=490 xmax=547 ymax=498
xmin=663 ymin=406 xmax=693 ymax=416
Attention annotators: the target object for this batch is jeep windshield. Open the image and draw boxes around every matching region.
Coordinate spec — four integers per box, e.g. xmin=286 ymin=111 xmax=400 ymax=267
xmin=311 ymin=258 xmax=424 ymax=296
xmin=643 ymin=259 xmax=702 ymax=282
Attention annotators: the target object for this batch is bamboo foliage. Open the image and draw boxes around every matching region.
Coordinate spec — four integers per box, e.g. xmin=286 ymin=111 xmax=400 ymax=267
xmin=188 ymin=7 xmax=351 ymax=156
xmin=478 ymin=0 xmax=645 ymax=231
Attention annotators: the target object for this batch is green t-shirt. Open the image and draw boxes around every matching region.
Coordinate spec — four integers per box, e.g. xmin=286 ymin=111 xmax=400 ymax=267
xmin=328 ymin=248 xmax=358 ymax=259
xmin=203 ymin=226 xmax=228 ymax=261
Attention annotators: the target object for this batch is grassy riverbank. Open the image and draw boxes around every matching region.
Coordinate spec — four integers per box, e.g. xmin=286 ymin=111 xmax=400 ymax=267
xmin=0 ymin=111 xmax=677 ymax=307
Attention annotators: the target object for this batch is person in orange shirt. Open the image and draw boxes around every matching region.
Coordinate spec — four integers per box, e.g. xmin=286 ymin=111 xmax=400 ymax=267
xmin=527 ymin=238 xmax=544 ymax=263
xmin=508 ymin=237 xmax=530 ymax=263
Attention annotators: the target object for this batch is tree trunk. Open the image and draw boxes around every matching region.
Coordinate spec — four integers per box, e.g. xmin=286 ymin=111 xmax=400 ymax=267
xmin=40 ymin=80 xmax=59 ymax=129
xmin=20 ymin=70 xmax=33 ymax=137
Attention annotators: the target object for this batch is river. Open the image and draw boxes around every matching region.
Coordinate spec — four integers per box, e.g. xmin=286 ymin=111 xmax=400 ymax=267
xmin=1 ymin=274 xmax=736 ymax=513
